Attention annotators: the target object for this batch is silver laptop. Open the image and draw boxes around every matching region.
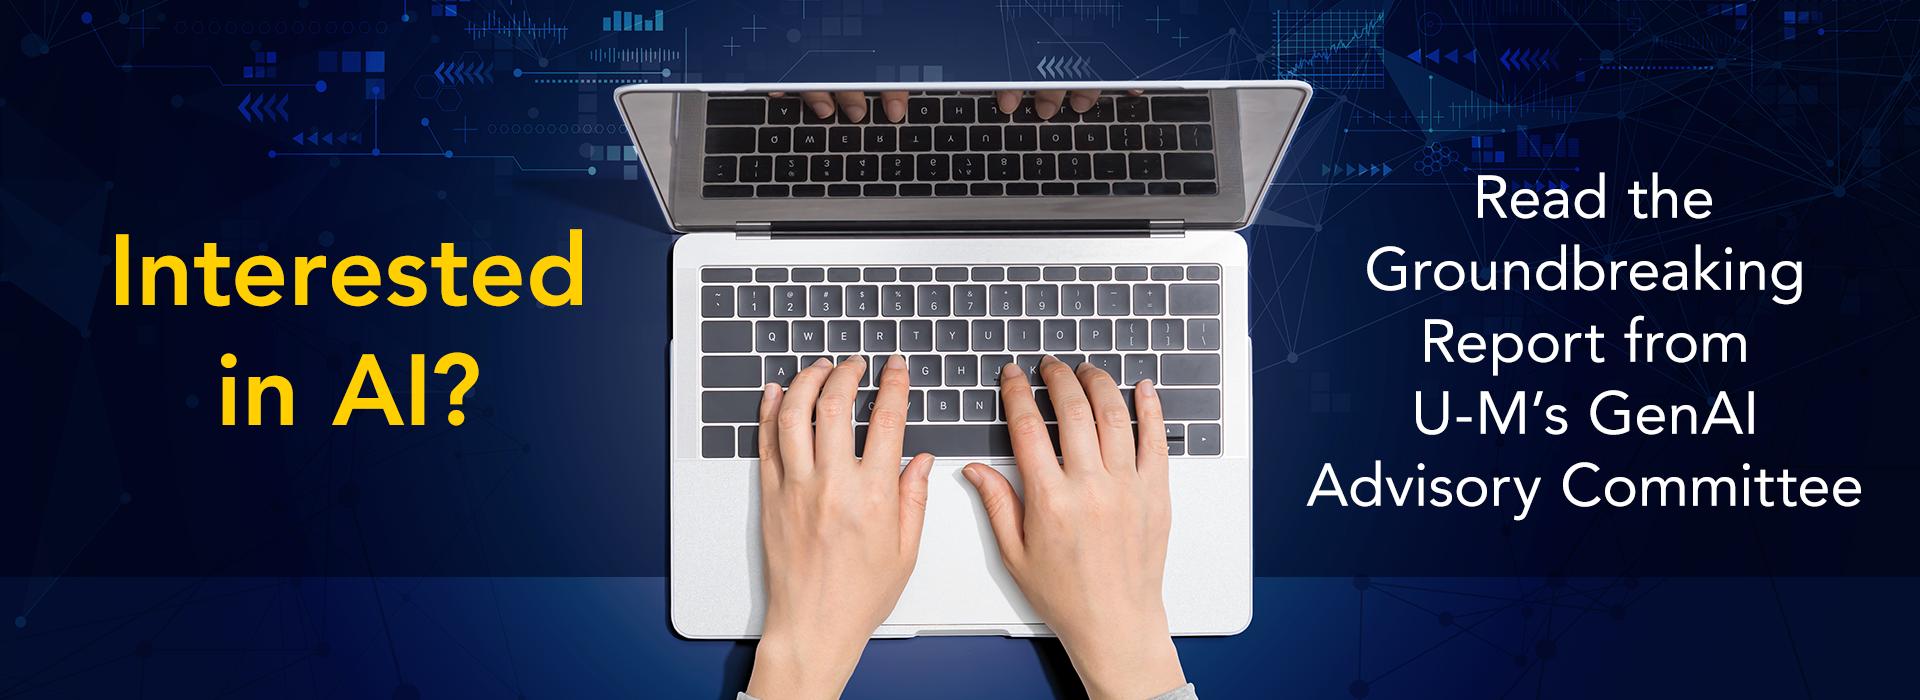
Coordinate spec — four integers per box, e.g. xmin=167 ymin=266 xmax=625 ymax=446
xmin=615 ymin=80 xmax=1311 ymax=639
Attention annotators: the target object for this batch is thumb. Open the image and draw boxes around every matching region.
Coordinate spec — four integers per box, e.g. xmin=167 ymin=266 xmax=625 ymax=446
xmin=961 ymin=463 xmax=1025 ymax=562
xmin=898 ymin=453 xmax=935 ymax=554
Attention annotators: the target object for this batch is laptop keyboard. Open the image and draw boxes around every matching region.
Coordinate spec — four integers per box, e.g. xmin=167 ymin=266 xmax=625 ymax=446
xmin=699 ymin=92 xmax=1219 ymax=199
xmin=697 ymin=264 xmax=1225 ymax=459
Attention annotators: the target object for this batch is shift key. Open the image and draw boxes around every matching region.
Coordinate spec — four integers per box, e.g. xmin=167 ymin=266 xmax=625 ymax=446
xmin=702 ymin=391 xmax=764 ymax=423
xmin=1153 ymin=388 xmax=1221 ymax=420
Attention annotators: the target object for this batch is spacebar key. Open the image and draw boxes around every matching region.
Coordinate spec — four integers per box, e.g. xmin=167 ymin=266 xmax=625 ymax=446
xmin=855 ymin=425 xmax=1014 ymax=457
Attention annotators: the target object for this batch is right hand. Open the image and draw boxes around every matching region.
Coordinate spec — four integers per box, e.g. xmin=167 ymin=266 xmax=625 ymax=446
xmin=962 ymin=357 xmax=1187 ymax=700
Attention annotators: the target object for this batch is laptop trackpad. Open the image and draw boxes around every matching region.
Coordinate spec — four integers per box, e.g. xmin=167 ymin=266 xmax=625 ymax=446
xmin=884 ymin=462 xmax=1042 ymax=630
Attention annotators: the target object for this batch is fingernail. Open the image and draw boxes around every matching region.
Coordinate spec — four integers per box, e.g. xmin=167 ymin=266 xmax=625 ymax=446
xmin=961 ymin=466 xmax=980 ymax=484
xmin=1037 ymin=103 xmax=1058 ymax=119
xmin=1137 ymin=380 xmax=1157 ymax=397
xmin=812 ymin=103 xmax=834 ymax=118
xmin=1070 ymin=95 xmax=1094 ymax=112
xmin=845 ymin=105 xmax=866 ymax=122
xmin=886 ymin=354 xmax=906 ymax=369
xmin=811 ymin=357 xmax=833 ymax=368
xmin=1002 ymin=362 xmax=1020 ymax=377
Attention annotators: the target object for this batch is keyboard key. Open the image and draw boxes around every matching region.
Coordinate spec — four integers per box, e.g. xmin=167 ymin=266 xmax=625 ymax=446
xmin=810 ymin=154 xmax=845 ymax=182
xmin=703 ymin=426 xmax=734 ymax=457
xmin=738 ymin=426 xmax=759 ymax=457
xmin=1116 ymin=266 xmax=1149 ymax=281
xmin=768 ymin=98 xmax=803 ymax=124
xmin=1133 ymin=284 xmax=1167 ymax=315
xmin=1023 ymin=153 xmax=1056 ymax=180
xmin=829 ymin=267 xmax=860 ymax=282
xmin=1124 ymin=354 xmax=1158 ymax=384
xmin=1110 ymin=124 xmax=1143 ymax=150
xmin=702 ymin=390 xmax=762 ymax=423
xmin=909 ymin=355 xmax=942 ymax=386
xmin=1079 ymin=319 xmax=1113 ymax=350
xmin=1040 ymin=125 xmax=1073 ymax=151
xmin=973 ymin=320 xmax=1006 ymax=351
xmin=792 ymin=321 xmax=825 ymax=351
xmin=864 ymin=183 xmax=897 ymax=196
xmin=703 ymin=185 xmax=753 ymax=198
xmin=936 ymin=320 xmax=969 ymax=351
xmin=704 ymin=156 xmax=738 ymax=182
xmin=1082 ymin=97 xmax=1115 ymax=122
xmin=702 ymin=356 xmax=762 ymax=387
xmin=1042 ymin=183 xmax=1074 ymax=195
xmin=1113 ymin=182 xmax=1147 ymax=195
xmin=1012 ymin=354 xmax=1044 ymax=382
xmin=829 ymin=127 xmax=861 ymax=152
xmin=908 ymin=97 xmax=940 ymax=123
xmin=1006 ymin=126 xmax=1038 ymax=151
xmin=1058 ymin=152 xmax=1092 ymax=180
xmin=1158 ymin=389 xmax=1222 ymax=420
xmin=978 ymin=96 xmax=1012 ymax=123
xmin=1187 ymin=319 xmax=1221 ymax=350
xmin=970 ymin=126 xmax=1003 ymax=152
xmin=1087 ymin=353 xmax=1123 ymax=380
xmin=1075 ymin=125 xmax=1109 ymax=150
xmin=943 ymin=97 xmax=976 ymax=123
xmin=863 ymin=267 xmax=897 ymax=282
xmin=1149 ymin=182 xmax=1182 ymax=196
xmin=989 ymin=153 xmax=1020 ymax=180
xmin=1042 ymin=266 xmax=1075 ymax=281
xmin=954 ymin=285 xmax=988 ymax=316
xmin=772 ymin=286 xmax=806 ymax=317
xmin=1152 ymin=96 xmax=1210 ymax=122
xmin=811 ymin=285 xmax=844 ymax=316
xmin=758 ymin=127 xmax=791 ymax=153
xmin=1162 ymin=354 xmax=1220 ymax=385
xmin=827 ymin=320 xmax=860 ymax=352
xmin=772 ymin=155 xmax=808 ymax=182
xmin=847 ymin=155 xmax=879 ymax=182
xmin=1116 ymin=95 xmax=1150 ymax=122
xmin=900 ymin=127 xmax=933 ymax=151
xmin=863 ymin=320 xmax=897 ymax=352
xmin=1097 ymin=284 xmax=1130 ymax=315
xmin=764 ymin=356 xmax=798 ymax=385
xmin=917 ymin=285 xmax=951 ymax=316
xmin=1008 ymin=320 xmax=1042 ymax=351
xmin=861 ymin=425 xmax=1014 ymax=457
xmin=1043 ymin=320 xmax=1077 ymax=351
xmin=847 ymin=285 xmax=879 ymax=316
xmin=944 ymin=355 xmax=978 ymax=386
xmin=737 ymin=286 xmax=771 ymax=317
xmin=702 ymin=286 xmax=734 ymax=317
xmin=989 ymin=285 xmax=1023 ymax=316
xmin=1145 ymin=123 xmax=1179 ymax=150
xmin=1012 ymin=99 xmax=1043 ymax=123
xmin=755 ymin=320 xmax=788 ymax=352
xmin=1077 ymin=182 xmax=1111 ymax=195
xmin=936 ymin=126 xmax=968 ymax=152
xmin=901 ymin=183 xmax=933 ymax=196
xmin=826 ymin=182 xmax=859 ymax=196
xmin=881 ymin=154 xmax=914 ymax=181
xmin=1007 ymin=183 xmax=1040 ymax=196
xmin=865 ymin=126 xmax=897 ymax=152
xmin=1170 ymin=283 xmax=1220 ymax=315
xmin=1026 ymin=284 xmax=1059 ymax=316
xmin=916 ymin=153 xmax=950 ymax=180
xmin=704 ymin=321 xmax=753 ymax=352
xmin=1151 ymin=319 xmax=1184 ymax=349
xmin=1094 ymin=153 xmax=1128 ymax=180
xmin=927 ymin=390 xmax=961 ymax=421
xmin=1081 ymin=266 xmax=1113 ymax=281
xmin=883 ymin=285 xmax=913 ymax=316
xmin=1164 ymin=153 xmax=1216 ymax=180
xmin=1151 ymin=265 xmax=1183 ymax=280
xmin=936 ymin=266 xmax=968 ymax=282
xmin=706 ymin=99 xmax=764 ymax=125
xmin=1180 ymin=124 xmax=1213 ymax=150
xmin=963 ymin=390 xmax=997 ymax=421
xmin=794 ymin=127 xmax=827 ymax=153
xmin=741 ymin=156 xmax=773 ymax=182
xmin=1114 ymin=318 xmax=1148 ymax=350
xmin=1186 ymin=265 xmax=1221 ymax=281
xmin=756 ymin=184 xmax=789 ymax=197
xmin=794 ymin=268 xmax=826 ymax=283
xmin=1062 ymin=284 xmax=1095 ymax=315
xmin=973 ymin=267 xmax=1005 ymax=282
xmin=1184 ymin=182 xmax=1218 ymax=195
xmin=1128 ymin=153 xmax=1163 ymax=180
xmin=952 ymin=154 xmax=985 ymax=181
xmin=1188 ymin=423 xmax=1221 ymax=455
xmin=907 ymin=391 xmax=925 ymax=421
xmin=900 ymin=320 xmax=934 ymax=351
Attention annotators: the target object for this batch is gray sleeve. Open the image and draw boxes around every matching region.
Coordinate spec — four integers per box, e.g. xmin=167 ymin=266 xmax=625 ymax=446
xmin=738 ymin=694 xmax=757 ymax=700
xmin=1148 ymin=683 xmax=1200 ymax=700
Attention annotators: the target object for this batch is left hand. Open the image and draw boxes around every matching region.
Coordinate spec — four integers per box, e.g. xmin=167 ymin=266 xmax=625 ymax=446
xmin=746 ymin=355 xmax=934 ymax=700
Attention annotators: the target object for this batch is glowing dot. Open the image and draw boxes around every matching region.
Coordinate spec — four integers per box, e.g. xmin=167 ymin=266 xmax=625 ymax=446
xmin=419 ymin=117 xmax=429 ymax=126
xmin=661 ymin=67 xmax=672 ymax=78
xmin=314 ymin=80 xmax=328 ymax=93
xmin=81 ymin=12 xmax=92 ymax=24
xmin=13 ymin=616 xmax=23 ymax=629
xmin=443 ymin=150 xmax=453 ymax=158
xmin=512 ymin=68 xmax=524 ymax=78
xmin=401 ymin=13 xmax=410 ymax=22
xmin=266 ymin=150 xmax=277 ymax=158
xmin=371 ymin=147 xmax=381 ymax=156
xmin=587 ymin=166 xmax=598 ymax=176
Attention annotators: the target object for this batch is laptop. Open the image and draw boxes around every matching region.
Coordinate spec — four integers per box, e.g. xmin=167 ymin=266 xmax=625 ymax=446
xmin=615 ymin=80 xmax=1312 ymax=639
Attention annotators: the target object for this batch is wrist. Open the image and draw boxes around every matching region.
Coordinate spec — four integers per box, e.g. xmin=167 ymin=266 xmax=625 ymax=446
xmin=745 ymin=627 xmax=867 ymax=700
xmin=1060 ymin=629 xmax=1187 ymax=700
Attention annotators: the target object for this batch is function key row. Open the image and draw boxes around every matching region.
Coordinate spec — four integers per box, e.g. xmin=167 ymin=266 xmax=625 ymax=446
xmin=702 ymin=181 xmax=1216 ymax=198
xmin=699 ymin=283 xmax=1221 ymax=319
xmin=703 ymin=124 xmax=1213 ymax=155
xmin=706 ymin=95 xmax=1211 ymax=126
xmin=701 ymin=265 xmax=1220 ymax=283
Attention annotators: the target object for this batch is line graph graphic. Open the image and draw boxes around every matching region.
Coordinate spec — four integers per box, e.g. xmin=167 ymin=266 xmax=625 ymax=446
xmin=1274 ymin=10 xmax=1386 ymax=90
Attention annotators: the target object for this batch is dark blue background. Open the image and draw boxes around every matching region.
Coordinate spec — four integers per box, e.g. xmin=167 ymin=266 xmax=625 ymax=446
xmin=5 ymin=0 xmax=1919 ymax=696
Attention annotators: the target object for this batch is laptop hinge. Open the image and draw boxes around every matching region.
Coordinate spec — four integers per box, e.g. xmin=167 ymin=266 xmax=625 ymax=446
xmin=735 ymin=222 xmax=773 ymax=239
xmin=1148 ymin=220 xmax=1186 ymax=238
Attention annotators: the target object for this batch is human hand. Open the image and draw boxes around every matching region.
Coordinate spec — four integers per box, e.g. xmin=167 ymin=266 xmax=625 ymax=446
xmin=746 ymin=355 xmax=935 ymax=700
xmin=766 ymin=89 xmax=1118 ymax=122
xmin=961 ymin=357 xmax=1186 ymax=700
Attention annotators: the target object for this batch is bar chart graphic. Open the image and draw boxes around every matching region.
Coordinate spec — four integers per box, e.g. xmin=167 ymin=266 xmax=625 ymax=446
xmin=602 ymin=9 xmax=665 ymax=32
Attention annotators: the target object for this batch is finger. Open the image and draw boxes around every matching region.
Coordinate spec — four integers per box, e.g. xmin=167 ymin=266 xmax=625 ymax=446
xmin=861 ymin=354 xmax=911 ymax=467
xmin=962 ymin=463 xmax=1026 ymax=563
xmin=1037 ymin=356 xmax=1102 ymax=472
xmin=898 ymin=453 xmax=935 ymax=555
xmin=1133 ymin=380 xmax=1170 ymax=492
xmin=1067 ymin=89 xmax=1100 ymax=113
xmin=1033 ymin=90 xmax=1068 ymax=119
xmin=1128 ymin=88 xmax=1145 ymax=96
xmin=813 ymin=356 xmax=865 ymax=468
xmin=999 ymin=362 xmax=1062 ymax=484
xmin=800 ymin=91 xmax=837 ymax=119
xmin=757 ymin=383 xmax=784 ymax=493
xmin=834 ymin=91 xmax=869 ymax=122
xmin=1077 ymin=362 xmax=1135 ymax=474
xmin=778 ymin=357 xmax=834 ymax=477
xmin=880 ymin=91 xmax=909 ymax=123
xmin=996 ymin=90 xmax=1021 ymax=115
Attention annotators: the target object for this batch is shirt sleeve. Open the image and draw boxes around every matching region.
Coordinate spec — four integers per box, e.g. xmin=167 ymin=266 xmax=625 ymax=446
xmin=1148 ymin=683 xmax=1200 ymax=700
